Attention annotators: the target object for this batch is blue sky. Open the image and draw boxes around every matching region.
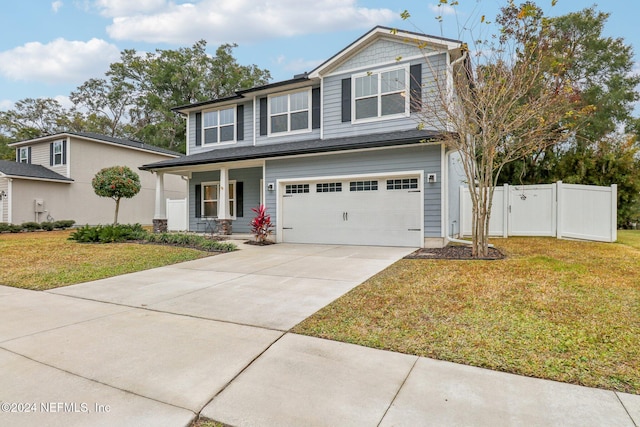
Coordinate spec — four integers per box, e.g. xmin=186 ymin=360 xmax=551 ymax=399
xmin=0 ymin=1 xmax=638 ymax=112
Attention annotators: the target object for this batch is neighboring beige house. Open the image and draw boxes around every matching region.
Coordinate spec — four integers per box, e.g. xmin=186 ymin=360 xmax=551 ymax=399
xmin=0 ymin=132 xmax=185 ymax=225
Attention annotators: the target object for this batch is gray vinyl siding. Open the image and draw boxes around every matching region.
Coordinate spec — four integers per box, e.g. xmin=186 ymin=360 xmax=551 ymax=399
xmin=0 ymin=178 xmax=8 ymax=223
xmin=187 ymin=101 xmax=254 ymax=155
xmin=265 ymin=144 xmax=443 ymax=237
xmin=189 ymin=167 xmax=262 ymax=233
xmin=330 ymin=38 xmax=433 ymax=75
xmin=323 ymin=53 xmax=448 ymax=139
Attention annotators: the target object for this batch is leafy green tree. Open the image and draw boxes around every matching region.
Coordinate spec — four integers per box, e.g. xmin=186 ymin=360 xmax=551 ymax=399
xmin=92 ymin=166 xmax=141 ymax=225
xmin=499 ymin=7 xmax=640 ymax=225
xmin=0 ymin=98 xmax=79 ymax=140
xmin=0 ymin=134 xmax=15 ymax=160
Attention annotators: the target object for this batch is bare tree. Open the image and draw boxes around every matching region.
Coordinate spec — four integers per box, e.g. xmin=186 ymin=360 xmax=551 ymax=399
xmin=409 ymin=1 xmax=593 ymax=257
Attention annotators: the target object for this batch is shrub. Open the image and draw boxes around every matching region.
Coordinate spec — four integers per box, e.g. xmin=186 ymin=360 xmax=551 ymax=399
xmin=69 ymin=224 xmax=147 ymax=243
xmin=249 ymin=205 xmax=273 ymax=243
xmin=54 ymin=220 xmax=76 ymax=229
xmin=40 ymin=222 xmax=56 ymax=231
xmin=8 ymin=224 xmax=23 ymax=233
xmin=0 ymin=223 xmax=11 ymax=232
xmin=21 ymin=222 xmax=42 ymax=231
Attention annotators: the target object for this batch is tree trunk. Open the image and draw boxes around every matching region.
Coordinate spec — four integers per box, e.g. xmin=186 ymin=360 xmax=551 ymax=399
xmin=114 ymin=198 xmax=120 ymax=225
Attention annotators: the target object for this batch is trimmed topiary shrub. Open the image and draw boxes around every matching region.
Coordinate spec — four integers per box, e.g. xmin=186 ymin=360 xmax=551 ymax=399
xmin=54 ymin=220 xmax=76 ymax=229
xmin=21 ymin=222 xmax=42 ymax=231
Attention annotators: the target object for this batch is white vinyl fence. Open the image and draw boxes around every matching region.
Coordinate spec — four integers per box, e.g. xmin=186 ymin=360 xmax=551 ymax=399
xmin=166 ymin=198 xmax=187 ymax=231
xmin=461 ymin=182 xmax=617 ymax=242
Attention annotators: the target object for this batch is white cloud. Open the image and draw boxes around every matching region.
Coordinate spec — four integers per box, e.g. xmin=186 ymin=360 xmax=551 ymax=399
xmin=92 ymin=0 xmax=167 ymax=17
xmin=102 ymin=0 xmax=396 ymax=45
xmin=0 ymin=99 xmax=13 ymax=111
xmin=0 ymin=38 xmax=120 ymax=85
xmin=428 ymin=3 xmax=456 ymax=16
xmin=52 ymin=1 xmax=64 ymax=13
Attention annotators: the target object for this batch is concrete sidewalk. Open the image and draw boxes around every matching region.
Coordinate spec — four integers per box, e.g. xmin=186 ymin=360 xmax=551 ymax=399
xmin=0 ymin=244 xmax=638 ymax=426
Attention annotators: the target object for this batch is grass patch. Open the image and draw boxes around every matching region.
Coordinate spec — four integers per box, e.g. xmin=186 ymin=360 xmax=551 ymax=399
xmin=618 ymin=229 xmax=640 ymax=250
xmin=0 ymin=230 xmax=211 ymax=291
xmin=293 ymin=234 xmax=640 ymax=394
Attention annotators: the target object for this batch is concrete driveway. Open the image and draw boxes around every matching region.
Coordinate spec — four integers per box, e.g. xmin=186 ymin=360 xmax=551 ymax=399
xmin=0 ymin=243 xmax=413 ymax=426
xmin=1 ymin=243 xmax=638 ymax=426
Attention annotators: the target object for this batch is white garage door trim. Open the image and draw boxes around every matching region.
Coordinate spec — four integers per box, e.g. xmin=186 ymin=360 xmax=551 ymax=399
xmin=276 ymin=170 xmax=424 ymax=247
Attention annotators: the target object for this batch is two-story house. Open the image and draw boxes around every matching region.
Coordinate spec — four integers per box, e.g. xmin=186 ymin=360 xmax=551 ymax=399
xmin=1 ymin=132 xmax=186 ymax=225
xmin=142 ymin=26 xmax=467 ymax=247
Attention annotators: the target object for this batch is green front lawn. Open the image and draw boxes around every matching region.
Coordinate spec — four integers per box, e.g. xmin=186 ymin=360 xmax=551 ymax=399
xmin=0 ymin=230 xmax=210 ymax=290
xmin=293 ymin=233 xmax=640 ymax=394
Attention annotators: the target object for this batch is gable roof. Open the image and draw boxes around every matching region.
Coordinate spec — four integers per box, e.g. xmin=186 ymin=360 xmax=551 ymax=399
xmin=308 ymin=26 xmax=463 ymax=78
xmin=169 ymin=26 xmax=463 ymax=115
xmin=141 ymin=129 xmax=446 ymax=172
xmin=9 ymin=132 xmax=182 ymax=158
xmin=0 ymin=160 xmax=73 ymax=183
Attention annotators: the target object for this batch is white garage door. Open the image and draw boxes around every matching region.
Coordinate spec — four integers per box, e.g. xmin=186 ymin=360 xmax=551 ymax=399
xmin=281 ymin=176 xmax=422 ymax=247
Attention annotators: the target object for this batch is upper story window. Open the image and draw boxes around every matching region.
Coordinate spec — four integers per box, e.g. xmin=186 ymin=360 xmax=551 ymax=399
xmin=49 ymin=140 xmax=67 ymax=166
xmin=18 ymin=147 xmax=30 ymax=164
xmin=269 ymin=89 xmax=311 ymax=135
xmin=52 ymin=141 xmax=64 ymax=166
xmin=203 ymin=107 xmax=235 ymax=144
xmin=353 ymin=66 xmax=409 ymax=122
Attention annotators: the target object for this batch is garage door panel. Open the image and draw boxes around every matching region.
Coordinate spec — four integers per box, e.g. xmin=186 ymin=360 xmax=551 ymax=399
xmin=281 ymin=175 xmax=422 ymax=247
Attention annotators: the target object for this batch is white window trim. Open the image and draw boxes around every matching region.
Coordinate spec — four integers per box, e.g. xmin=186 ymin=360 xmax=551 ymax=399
xmin=18 ymin=147 xmax=29 ymax=163
xmin=352 ymin=64 xmax=410 ymax=124
xmin=202 ymin=107 xmax=237 ymax=146
xmin=201 ymin=180 xmax=237 ymax=220
xmin=267 ymin=88 xmax=312 ymax=137
xmin=52 ymin=140 xmax=64 ymax=166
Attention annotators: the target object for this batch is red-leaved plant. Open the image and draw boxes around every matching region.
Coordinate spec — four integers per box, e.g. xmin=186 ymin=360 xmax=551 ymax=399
xmin=249 ymin=204 xmax=273 ymax=243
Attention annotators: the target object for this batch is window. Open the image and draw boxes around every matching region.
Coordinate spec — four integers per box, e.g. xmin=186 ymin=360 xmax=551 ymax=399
xmin=203 ymin=107 xmax=235 ymax=144
xmin=285 ymin=184 xmax=309 ymax=194
xmin=387 ymin=178 xmax=418 ymax=190
xmin=350 ymin=180 xmax=378 ymax=192
xmin=354 ymin=66 xmax=408 ymax=121
xmin=52 ymin=141 xmax=64 ymax=166
xmin=201 ymin=181 xmax=237 ymax=218
xmin=269 ymin=89 xmax=310 ymax=134
xmin=18 ymin=147 xmax=29 ymax=164
xmin=316 ymin=182 xmax=342 ymax=193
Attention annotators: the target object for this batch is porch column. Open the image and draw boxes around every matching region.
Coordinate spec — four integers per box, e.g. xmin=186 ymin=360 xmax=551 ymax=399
xmin=218 ymin=167 xmax=228 ymax=219
xmin=153 ymin=172 xmax=167 ymax=233
xmin=217 ymin=167 xmax=232 ymax=234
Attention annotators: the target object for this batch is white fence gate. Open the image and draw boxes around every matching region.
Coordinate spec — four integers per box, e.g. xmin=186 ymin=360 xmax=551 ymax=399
xmin=166 ymin=198 xmax=187 ymax=231
xmin=461 ymin=182 xmax=617 ymax=242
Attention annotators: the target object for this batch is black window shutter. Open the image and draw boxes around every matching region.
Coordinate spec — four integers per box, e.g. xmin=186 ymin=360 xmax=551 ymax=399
xmin=195 ymin=112 xmax=202 ymax=146
xmin=341 ymin=78 xmax=351 ymax=122
xmin=28 ymin=147 xmax=32 ymax=163
xmin=236 ymin=182 xmax=244 ymax=217
xmin=195 ymin=184 xmax=202 ymax=218
xmin=312 ymin=87 xmax=320 ymax=129
xmin=410 ymin=64 xmax=422 ymax=113
xmin=49 ymin=143 xmax=53 ymax=166
xmin=236 ymin=105 xmax=244 ymax=141
xmin=259 ymin=97 xmax=267 ymax=136
xmin=62 ymin=141 xmax=67 ymax=165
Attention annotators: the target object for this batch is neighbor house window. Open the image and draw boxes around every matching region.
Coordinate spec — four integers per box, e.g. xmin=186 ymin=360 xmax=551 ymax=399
xmin=203 ymin=107 xmax=235 ymax=144
xmin=353 ymin=66 xmax=408 ymax=121
xmin=52 ymin=141 xmax=64 ymax=165
xmin=18 ymin=147 xmax=29 ymax=164
xmin=269 ymin=89 xmax=311 ymax=134
xmin=201 ymin=181 xmax=236 ymax=218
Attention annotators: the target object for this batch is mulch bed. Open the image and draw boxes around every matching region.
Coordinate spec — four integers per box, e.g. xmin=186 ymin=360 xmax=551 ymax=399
xmin=405 ymin=245 xmax=505 ymax=260
xmin=244 ymin=240 xmax=276 ymax=246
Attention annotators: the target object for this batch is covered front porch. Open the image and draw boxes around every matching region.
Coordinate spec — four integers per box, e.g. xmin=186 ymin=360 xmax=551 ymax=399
xmin=150 ymin=160 xmax=266 ymax=235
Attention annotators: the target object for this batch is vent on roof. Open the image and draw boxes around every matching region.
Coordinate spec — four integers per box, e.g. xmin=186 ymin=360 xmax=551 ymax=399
xmin=293 ymin=72 xmax=308 ymax=79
